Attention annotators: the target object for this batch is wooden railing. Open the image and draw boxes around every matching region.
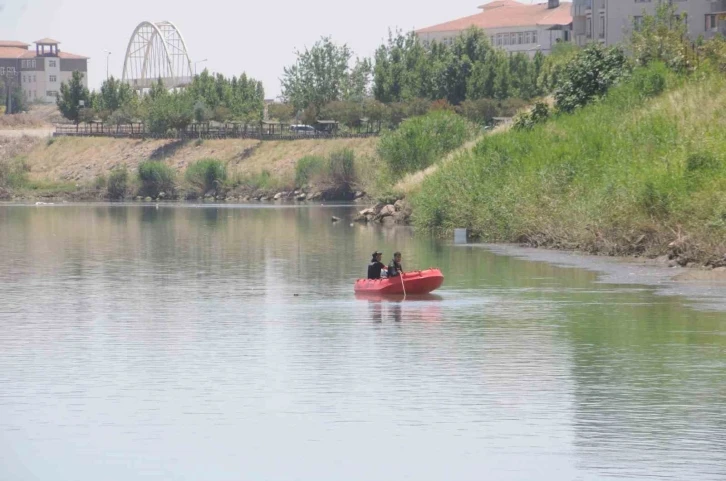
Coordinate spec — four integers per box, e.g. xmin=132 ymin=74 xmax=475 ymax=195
xmin=53 ymin=123 xmax=381 ymax=140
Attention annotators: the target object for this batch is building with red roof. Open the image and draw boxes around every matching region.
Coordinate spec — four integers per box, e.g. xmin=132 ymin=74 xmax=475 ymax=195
xmin=416 ymin=0 xmax=572 ymax=55
xmin=0 ymin=38 xmax=88 ymax=105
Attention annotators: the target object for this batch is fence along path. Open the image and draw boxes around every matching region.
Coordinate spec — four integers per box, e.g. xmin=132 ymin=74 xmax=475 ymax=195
xmin=53 ymin=122 xmax=381 ymax=141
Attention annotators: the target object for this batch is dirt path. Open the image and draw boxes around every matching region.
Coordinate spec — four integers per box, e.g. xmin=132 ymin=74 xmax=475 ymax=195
xmin=0 ymin=128 xmax=54 ymax=138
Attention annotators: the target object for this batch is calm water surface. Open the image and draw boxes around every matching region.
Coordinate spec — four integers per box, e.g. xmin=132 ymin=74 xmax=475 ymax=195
xmin=0 ymin=203 xmax=725 ymax=481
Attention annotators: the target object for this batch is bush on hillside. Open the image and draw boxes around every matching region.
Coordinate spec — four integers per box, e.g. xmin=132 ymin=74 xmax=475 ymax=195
xmin=107 ymin=166 xmax=129 ymax=199
xmin=554 ymin=44 xmax=629 ymax=113
xmin=295 ymin=155 xmax=325 ymax=186
xmin=138 ymin=161 xmax=176 ymax=198
xmin=631 ymin=62 xmax=668 ymax=99
xmin=0 ymin=157 xmax=29 ymax=188
xmin=185 ymin=159 xmax=227 ymax=195
xmin=378 ymin=110 xmax=474 ymax=178
xmin=327 ymin=149 xmax=356 ymax=186
xmin=294 ymin=150 xmax=357 ymax=187
xmin=629 ymin=3 xmax=690 ymax=72
xmin=512 ymin=102 xmax=550 ymax=131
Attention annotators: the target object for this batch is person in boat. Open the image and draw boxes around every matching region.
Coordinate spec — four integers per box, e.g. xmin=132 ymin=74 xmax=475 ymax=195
xmin=367 ymin=251 xmax=387 ymax=279
xmin=388 ymin=252 xmax=403 ymax=278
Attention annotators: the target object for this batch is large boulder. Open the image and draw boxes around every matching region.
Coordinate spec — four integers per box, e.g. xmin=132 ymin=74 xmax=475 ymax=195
xmin=273 ymin=192 xmax=283 ymax=200
xmin=378 ymin=204 xmax=396 ymax=217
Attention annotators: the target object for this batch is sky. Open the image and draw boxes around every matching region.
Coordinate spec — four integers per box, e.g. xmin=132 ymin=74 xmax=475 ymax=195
xmin=0 ymin=0 xmax=501 ymax=98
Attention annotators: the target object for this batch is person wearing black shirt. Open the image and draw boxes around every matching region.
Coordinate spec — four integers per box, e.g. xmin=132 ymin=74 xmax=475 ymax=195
xmin=388 ymin=252 xmax=403 ymax=278
xmin=367 ymin=251 xmax=387 ymax=279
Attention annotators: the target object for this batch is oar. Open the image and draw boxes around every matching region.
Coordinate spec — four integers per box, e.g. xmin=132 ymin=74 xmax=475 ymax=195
xmin=400 ymin=270 xmax=406 ymax=300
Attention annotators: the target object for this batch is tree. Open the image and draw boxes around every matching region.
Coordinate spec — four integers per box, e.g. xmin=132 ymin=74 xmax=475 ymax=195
xmin=554 ymin=43 xmax=629 ymax=113
xmin=57 ymin=71 xmax=91 ymax=124
xmin=344 ymin=57 xmax=372 ymax=101
xmin=267 ymin=102 xmax=295 ymax=122
xmin=629 ymin=3 xmax=690 ymax=72
xmin=1 ymin=78 xmax=28 ymax=114
xmin=97 ymin=76 xmax=134 ymax=118
xmin=373 ymin=30 xmax=428 ymax=103
xmin=281 ymin=36 xmax=357 ymax=113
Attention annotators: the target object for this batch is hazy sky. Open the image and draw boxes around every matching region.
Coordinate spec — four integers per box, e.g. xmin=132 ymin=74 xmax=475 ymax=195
xmin=0 ymin=0 xmax=503 ymax=98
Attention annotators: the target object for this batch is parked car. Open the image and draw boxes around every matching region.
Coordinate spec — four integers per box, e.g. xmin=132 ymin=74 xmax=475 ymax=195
xmin=289 ymin=124 xmax=318 ymax=135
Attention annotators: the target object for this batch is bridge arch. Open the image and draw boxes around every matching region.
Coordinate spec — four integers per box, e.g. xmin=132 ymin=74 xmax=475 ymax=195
xmin=121 ymin=21 xmax=193 ymax=91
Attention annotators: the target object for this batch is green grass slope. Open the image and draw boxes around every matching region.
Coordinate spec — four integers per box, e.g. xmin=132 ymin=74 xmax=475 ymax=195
xmin=413 ymin=70 xmax=726 ymax=264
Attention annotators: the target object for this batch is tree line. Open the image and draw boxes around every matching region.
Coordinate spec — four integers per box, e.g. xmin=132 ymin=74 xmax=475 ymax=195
xmin=276 ymin=27 xmax=564 ymax=126
xmin=56 ymin=70 xmax=264 ymax=133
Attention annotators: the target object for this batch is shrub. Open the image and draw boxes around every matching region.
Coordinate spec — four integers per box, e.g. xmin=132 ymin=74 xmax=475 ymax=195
xmin=138 ymin=160 xmax=176 ymax=197
xmin=231 ymin=170 xmax=275 ymax=191
xmin=327 ymin=149 xmax=356 ymax=186
xmin=554 ymin=44 xmax=629 ymax=113
xmin=0 ymin=158 xmax=29 ymax=188
xmin=631 ymin=62 xmax=667 ymax=98
xmin=93 ymin=174 xmax=107 ymax=190
xmin=378 ymin=110 xmax=474 ymax=178
xmin=185 ymin=158 xmax=227 ymax=195
xmin=295 ymin=155 xmax=325 ymax=186
xmin=629 ymin=3 xmax=689 ymax=72
xmin=513 ymin=102 xmax=550 ymax=131
xmin=107 ymin=166 xmax=129 ymax=199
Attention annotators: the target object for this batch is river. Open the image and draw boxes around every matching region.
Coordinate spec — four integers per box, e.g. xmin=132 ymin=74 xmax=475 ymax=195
xmin=1 ymin=203 xmax=725 ymax=481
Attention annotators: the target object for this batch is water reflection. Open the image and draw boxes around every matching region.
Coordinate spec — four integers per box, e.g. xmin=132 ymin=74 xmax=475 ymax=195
xmin=0 ymin=203 xmax=725 ymax=481
xmin=356 ymin=294 xmax=444 ymax=324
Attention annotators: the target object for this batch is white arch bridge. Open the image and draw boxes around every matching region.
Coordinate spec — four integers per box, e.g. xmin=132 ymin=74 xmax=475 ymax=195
xmin=122 ymin=21 xmax=193 ymax=91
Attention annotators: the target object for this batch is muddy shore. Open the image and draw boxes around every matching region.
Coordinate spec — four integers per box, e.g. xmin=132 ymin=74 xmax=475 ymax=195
xmin=471 ymin=243 xmax=726 ymax=312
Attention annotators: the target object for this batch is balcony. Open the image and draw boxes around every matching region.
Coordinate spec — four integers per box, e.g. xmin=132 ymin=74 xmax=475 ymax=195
xmin=572 ymin=0 xmax=592 ymax=16
xmin=712 ymin=0 xmax=726 ymax=13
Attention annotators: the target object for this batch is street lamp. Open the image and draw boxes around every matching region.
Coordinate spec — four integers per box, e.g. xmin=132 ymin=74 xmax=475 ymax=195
xmin=104 ymin=50 xmax=112 ymax=80
xmin=194 ymin=59 xmax=208 ymax=76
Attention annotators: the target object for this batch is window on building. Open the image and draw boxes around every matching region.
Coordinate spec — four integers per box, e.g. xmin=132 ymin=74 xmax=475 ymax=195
xmin=634 ymin=0 xmax=651 ymax=3
xmin=49 ymin=60 xmax=56 ymax=68
xmin=633 ymin=16 xmax=643 ymax=30
xmin=22 ymin=75 xmax=26 ymax=82
xmin=706 ymin=14 xmax=717 ymax=31
xmin=49 ymin=75 xmax=57 ymax=82
xmin=533 ymin=31 xmax=538 ymax=44
xmin=517 ymin=32 xmax=524 ymax=44
xmin=586 ymin=18 xmax=592 ymax=37
xmin=31 ymin=59 xmax=36 ymax=68
xmin=0 ymin=67 xmax=4 ymax=75
xmin=600 ymin=16 xmax=606 ymax=37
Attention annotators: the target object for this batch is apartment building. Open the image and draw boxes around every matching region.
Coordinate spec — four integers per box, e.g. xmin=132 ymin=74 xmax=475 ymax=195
xmin=416 ymin=0 xmax=573 ymax=56
xmin=572 ymin=0 xmax=726 ymax=47
xmin=0 ymin=38 xmax=88 ymax=104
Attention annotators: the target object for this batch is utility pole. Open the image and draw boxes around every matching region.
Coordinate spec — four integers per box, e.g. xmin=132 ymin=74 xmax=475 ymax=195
xmin=194 ymin=59 xmax=208 ymax=76
xmin=4 ymin=68 xmax=18 ymax=115
xmin=104 ymin=50 xmax=112 ymax=80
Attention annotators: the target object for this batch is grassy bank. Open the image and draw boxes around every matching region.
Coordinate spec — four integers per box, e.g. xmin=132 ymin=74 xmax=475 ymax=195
xmin=0 ymin=135 xmax=381 ymax=201
xmin=412 ymin=70 xmax=726 ymax=264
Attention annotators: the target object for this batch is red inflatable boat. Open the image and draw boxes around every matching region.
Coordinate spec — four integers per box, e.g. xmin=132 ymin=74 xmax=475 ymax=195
xmin=354 ymin=268 xmax=444 ymax=295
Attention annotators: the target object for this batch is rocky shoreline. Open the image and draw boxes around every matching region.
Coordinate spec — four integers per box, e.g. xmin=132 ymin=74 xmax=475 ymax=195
xmin=353 ymin=199 xmax=413 ymax=225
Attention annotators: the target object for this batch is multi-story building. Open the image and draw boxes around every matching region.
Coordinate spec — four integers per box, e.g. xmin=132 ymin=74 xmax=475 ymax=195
xmin=416 ymin=0 xmax=573 ymax=55
xmin=571 ymin=0 xmax=726 ymax=47
xmin=0 ymin=38 xmax=88 ymax=104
